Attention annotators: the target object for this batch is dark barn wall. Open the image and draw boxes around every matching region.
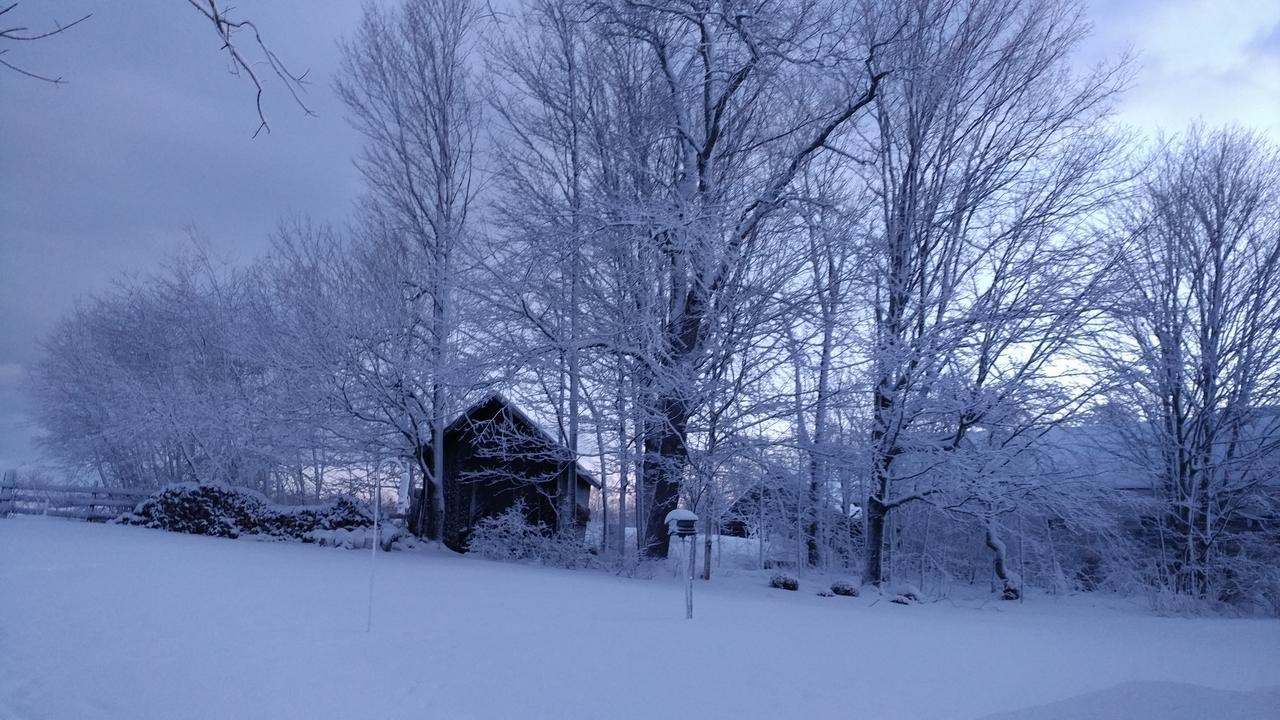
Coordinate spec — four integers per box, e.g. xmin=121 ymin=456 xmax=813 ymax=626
xmin=417 ymin=396 xmax=594 ymax=552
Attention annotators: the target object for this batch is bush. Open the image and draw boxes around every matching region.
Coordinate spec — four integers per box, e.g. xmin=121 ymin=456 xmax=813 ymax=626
xmin=116 ymin=483 xmax=373 ymax=541
xmin=892 ymin=583 xmax=922 ymax=602
xmin=769 ymin=574 xmax=799 ymax=591
xmin=830 ymin=580 xmax=860 ymax=597
xmin=889 ymin=583 xmax=923 ymax=605
xmin=467 ymin=501 xmax=595 ymax=569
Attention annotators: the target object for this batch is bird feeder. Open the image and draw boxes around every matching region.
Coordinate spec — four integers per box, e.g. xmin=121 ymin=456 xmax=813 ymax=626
xmin=665 ymin=508 xmax=699 ymax=537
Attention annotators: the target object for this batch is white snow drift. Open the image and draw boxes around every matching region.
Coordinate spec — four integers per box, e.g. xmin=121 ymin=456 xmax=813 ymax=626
xmin=1 ymin=517 xmax=1276 ymax=720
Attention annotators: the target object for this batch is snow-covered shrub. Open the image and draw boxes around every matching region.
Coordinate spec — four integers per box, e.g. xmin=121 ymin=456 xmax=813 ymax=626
xmin=304 ymin=527 xmax=370 ymax=550
xmin=117 ymin=483 xmax=373 ymax=541
xmin=830 ymin=580 xmax=860 ymax=597
xmin=891 ymin=583 xmax=922 ymax=603
xmin=1145 ymin=550 xmax=1280 ymax=618
xmin=539 ymin=530 xmax=596 ymax=569
xmin=465 ymin=502 xmax=544 ymax=561
xmin=1207 ymin=540 xmax=1280 ymax=616
xmin=466 ymin=501 xmax=595 ymax=569
xmin=302 ymin=522 xmax=406 ymax=550
xmin=1148 ymin=586 xmax=1217 ymax=616
xmin=304 ymin=521 xmax=418 ymax=551
xmin=769 ymin=574 xmax=799 ymax=591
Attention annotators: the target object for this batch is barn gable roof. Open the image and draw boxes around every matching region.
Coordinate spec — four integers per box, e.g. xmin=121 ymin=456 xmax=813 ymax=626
xmin=446 ymin=393 xmax=601 ymax=488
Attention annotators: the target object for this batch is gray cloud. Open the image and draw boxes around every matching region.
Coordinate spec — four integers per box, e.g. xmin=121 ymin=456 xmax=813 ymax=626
xmin=1083 ymin=0 xmax=1280 ymax=137
xmin=2 ymin=0 xmax=364 ymax=469
xmin=1245 ymin=20 xmax=1280 ymax=57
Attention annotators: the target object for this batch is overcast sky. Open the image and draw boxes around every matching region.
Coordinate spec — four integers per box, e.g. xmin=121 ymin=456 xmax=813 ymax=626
xmin=1 ymin=0 xmax=1278 ymax=470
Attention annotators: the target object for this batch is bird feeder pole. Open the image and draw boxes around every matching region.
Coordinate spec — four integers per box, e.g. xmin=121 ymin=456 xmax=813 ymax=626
xmin=366 ymin=465 xmax=384 ymax=633
xmin=685 ymin=533 xmax=695 ymax=619
xmin=665 ymin=508 xmax=699 ymax=619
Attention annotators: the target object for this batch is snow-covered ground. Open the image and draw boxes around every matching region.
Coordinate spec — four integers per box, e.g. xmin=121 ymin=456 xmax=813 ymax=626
xmin=1 ymin=517 xmax=1277 ymax=720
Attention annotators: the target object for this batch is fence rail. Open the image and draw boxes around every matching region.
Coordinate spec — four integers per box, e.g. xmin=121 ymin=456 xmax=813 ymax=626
xmin=0 ymin=476 xmax=150 ymax=522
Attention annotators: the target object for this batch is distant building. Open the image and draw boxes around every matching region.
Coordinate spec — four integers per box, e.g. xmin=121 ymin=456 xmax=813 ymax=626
xmin=410 ymin=394 xmax=597 ymax=552
xmin=720 ymin=481 xmax=862 ymax=568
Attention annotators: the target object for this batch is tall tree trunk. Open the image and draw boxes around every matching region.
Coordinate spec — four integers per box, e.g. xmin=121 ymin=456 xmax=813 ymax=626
xmin=430 ymin=385 xmax=446 ymax=543
xmin=633 ymin=382 xmax=647 ymax=558
xmin=864 ymin=491 xmax=888 ymax=586
xmin=562 ymin=11 xmax=582 ymax=539
xmin=642 ymin=394 xmax=688 ymax=558
xmin=985 ymin=517 xmax=1020 ymax=600
xmin=808 ymin=305 xmax=836 ymax=567
xmin=592 ymin=420 xmax=609 ymax=553
xmin=411 ymin=438 xmax=445 ymax=544
xmin=616 ymin=363 xmax=630 ymax=556
xmin=703 ymin=511 xmax=713 ymax=580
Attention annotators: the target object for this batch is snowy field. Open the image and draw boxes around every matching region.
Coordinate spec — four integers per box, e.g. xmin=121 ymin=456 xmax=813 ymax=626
xmin=1 ymin=517 xmax=1277 ymax=720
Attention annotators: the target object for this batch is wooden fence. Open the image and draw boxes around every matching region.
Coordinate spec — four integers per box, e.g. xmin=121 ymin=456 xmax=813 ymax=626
xmin=0 ymin=473 xmax=152 ymax=522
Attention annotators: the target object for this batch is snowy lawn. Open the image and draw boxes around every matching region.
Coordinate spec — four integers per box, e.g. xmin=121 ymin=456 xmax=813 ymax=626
xmin=1 ymin=517 xmax=1277 ymax=720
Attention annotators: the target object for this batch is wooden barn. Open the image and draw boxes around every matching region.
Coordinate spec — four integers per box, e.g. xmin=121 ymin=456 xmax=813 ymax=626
xmin=411 ymin=394 xmax=597 ymax=552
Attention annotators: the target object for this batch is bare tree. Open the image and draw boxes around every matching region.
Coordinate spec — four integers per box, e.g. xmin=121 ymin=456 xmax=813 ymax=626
xmin=779 ymin=160 xmax=873 ymax=568
xmin=1097 ymin=127 xmax=1280 ymax=606
xmin=484 ymin=0 xmax=597 ymax=534
xmin=0 ymin=2 xmax=90 ymax=84
xmin=29 ymin=246 xmax=327 ymax=496
xmin=335 ymin=0 xmax=482 ymax=542
xmin=4 ymin=2 xmax=310 ymax=135
xmin=855 ymin=0 xmax=1128 ymax=588
xmin=579 ymin=0 xmax=889 ymax=558
xmin=184 ymin=0 xmax=314 ymax=137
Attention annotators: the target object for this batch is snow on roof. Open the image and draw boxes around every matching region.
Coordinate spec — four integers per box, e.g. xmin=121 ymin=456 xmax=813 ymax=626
xmin=450 ymin=393 xmax=601 ymax=488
